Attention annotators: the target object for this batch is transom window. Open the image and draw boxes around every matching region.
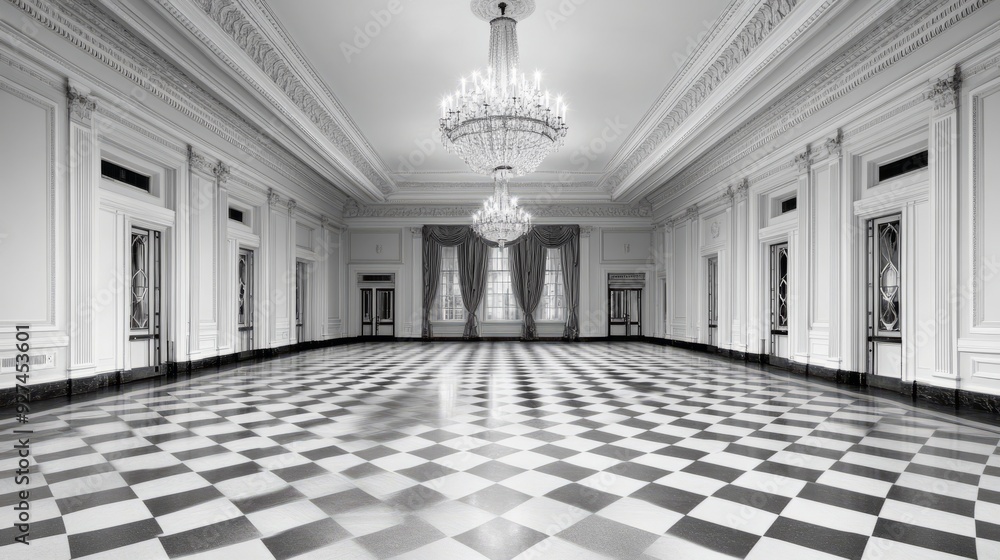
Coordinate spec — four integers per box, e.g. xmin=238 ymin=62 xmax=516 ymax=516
xmin=437 ymin=246 xmax=465 ymax=321
xmin=538 ymin=248 xmax=565 ymax=321
xmin=486 ymin=247 xmax=521 ymax=321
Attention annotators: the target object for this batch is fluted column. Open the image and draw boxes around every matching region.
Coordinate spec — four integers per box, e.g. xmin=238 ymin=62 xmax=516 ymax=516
xmin=929 ymin=67 xmax=960 ymax=381
xmin=793 ymin=147 xmax=812 ymax=363
xmin=68 ymin=83 xmax=98 ymax=377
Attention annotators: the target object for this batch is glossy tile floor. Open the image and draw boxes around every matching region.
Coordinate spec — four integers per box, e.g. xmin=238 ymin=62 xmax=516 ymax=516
xmin=2 ymin=342 xmax=1000 ymax=559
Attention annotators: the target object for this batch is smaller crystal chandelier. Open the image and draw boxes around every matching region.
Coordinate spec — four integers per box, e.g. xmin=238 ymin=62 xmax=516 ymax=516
xmin=472 ymin=168 xmax=531 ymax=249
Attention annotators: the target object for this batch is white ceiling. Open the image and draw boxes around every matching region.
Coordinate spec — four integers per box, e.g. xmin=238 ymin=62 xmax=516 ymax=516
xmin=263 ymin=0 xmax=731 ymax=196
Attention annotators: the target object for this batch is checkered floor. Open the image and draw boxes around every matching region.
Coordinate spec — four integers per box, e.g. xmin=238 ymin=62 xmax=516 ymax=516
xmin=2 ymin=342 xmax=999 ymax=559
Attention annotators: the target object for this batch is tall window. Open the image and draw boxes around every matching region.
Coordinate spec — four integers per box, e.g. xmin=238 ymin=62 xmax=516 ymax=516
xmin=486 ymin=247 xmax=521 ymax=320
xmin=538 ymin=248 xmax=565 ymax=321
xmin=437 ymin=246 xmax=465 ymax=321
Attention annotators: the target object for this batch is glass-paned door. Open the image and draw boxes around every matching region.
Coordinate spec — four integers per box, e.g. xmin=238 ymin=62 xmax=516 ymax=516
xmin=868 ymin=215 xmax=902 ymax=378
xmin=237 ymin=248 xmax=254 ymax=356
xmin=770 ymin=243 xmax=790 ymax=359
xmin=295 ymin=261 xmax=307 ymax=343
xmin=360 ymin=288 xmax=374 ymax=336
xmin=707 ymin=256 xmax=718 ymax=346
xmin=609 ymin=288 xmax=642 ymax=337
xmin=376 ymin=289 xmax=394 ymax=337
xmin=128 ymin=227 xmax=161 ymax=377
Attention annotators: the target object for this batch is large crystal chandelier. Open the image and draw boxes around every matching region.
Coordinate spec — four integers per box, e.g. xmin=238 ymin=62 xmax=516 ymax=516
xmin=439 ymin=0 xmax=569 ymax=246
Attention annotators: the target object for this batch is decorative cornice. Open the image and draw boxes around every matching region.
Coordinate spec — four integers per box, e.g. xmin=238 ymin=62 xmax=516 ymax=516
xmin=9 ymin=0 xmax=344 ymax=207
xmin=661 ymin=0 xmax=990 ymax=203
xmin=343 ymin=199 xmax=653 ymax=219
xmin=67 ymin=82 xmax=96 ymax=122
xmin=603 ymin=0 xmax=802 ymax=193
xmin=180 ymin=0 xmax=392 ymax=195
xmin=929 ymin=65 xmax=961 ymax=110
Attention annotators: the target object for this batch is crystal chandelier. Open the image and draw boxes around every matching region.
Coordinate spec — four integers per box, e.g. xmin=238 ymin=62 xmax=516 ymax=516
xmin=472 ymin=169 xmax=531 ymax=248
xmin=439 ymin=0 xmax=569 ymax=246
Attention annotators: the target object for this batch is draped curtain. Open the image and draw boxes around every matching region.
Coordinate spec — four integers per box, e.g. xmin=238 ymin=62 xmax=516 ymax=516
xmin=422 ymin=224 xmax=581 ymax=341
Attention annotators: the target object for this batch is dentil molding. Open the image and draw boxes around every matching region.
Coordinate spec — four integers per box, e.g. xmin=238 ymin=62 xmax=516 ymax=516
xmin=343 ymin=199 xmax=653 ymax=219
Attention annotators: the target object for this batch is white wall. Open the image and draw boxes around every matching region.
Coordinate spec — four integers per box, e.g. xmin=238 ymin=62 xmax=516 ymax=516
xmin=0 ymin=10 xmax=347 ymax=394
xmin=650 ymin=32 xmax=1000 ymax=397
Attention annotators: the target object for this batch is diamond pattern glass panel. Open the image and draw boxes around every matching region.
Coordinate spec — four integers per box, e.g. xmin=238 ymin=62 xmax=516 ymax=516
xmin=878 ymin=219 xmax=901 ymax=332
xmin=775 ymin=245 xmax=789 ymax=330
xmin=238 ymin=252 xmax=248 ymax=327
xmin=130 ymin=231 xmax=149 ymax=330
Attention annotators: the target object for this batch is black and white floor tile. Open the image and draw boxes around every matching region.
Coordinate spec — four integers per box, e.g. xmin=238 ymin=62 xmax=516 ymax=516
xmin=2 ymin=342 xmax=999 ymax=559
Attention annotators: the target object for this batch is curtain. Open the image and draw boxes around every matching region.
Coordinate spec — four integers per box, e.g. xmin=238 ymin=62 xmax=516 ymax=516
xmin=421 ymin=241 xmax=441 ymax=338
xmin=532 ymin=226 xmax=580 ymax=340
xmin=509 ymin=236 xmax=547 ymax=340
xmin=457 ymin=236 xmax=490 ymax=339
xmin=421 ymin=224 xmax=580 ymax=341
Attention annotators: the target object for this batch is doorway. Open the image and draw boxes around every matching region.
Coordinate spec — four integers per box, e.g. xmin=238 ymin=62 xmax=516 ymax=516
xmin=295 ymin=260 xmax=308 ymax=343
xmin=608 ymin=273 xmax=644 ymax=337
xmin=127 ymin=227 xmax=161 ymax=379
xmin=236 ymin=247 xmax=255 ymax=359
xmin=769 ymin=242 xmax=790 ymax=361
xmin=867 ymin=215 xmax=902 ymax=379
xmin=707 ymin=255 xmax=718 ymax=347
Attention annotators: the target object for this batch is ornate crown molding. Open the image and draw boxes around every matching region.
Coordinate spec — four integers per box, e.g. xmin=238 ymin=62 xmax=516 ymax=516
xmin=10 ymin=0 xmax=345 ymax=208
xmin=67 ymin=82 xmax=96 ymax=122
xmin=603 ymin=0 xmax=802 ymax=194
xmin=660 ymin=0 xmax=989 ymax=204
xmin=173 ymin=0 xmax=393 ymax=196
xmin=343 ymin=199 xmax=653 ymax=219
xmin=930 ymin=65 xmax=961 ymax=110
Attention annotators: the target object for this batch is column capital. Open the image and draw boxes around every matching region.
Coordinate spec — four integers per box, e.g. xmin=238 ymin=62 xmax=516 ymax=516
xmin=929 ymin=66 xmax=961 ymax=111
xmin=823 ymin=129 xmax=843 ymax=159
xmin=286 ymin=198 xmax=297 ymax=214
xmin=794 ymin=146 xmax=812 ymax=173
xmin=67 ymin=83 xmax=97 ymax=124
xmin=267 ymin=188 xmax=282 ymax=207
xmin=213 ymin=161 xmax=231 ymax=184
xmin=580 ymin=226 xmax=593 ymax=238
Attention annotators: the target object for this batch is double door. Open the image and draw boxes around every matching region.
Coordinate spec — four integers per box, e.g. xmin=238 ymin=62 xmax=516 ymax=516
xmin=609 ymin=288 xmax=642 ymax=337
xmin=361 ymin=288 xmax=394 ymax=337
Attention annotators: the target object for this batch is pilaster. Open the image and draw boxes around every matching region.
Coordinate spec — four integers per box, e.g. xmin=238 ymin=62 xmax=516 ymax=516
xmin=794 ymin=147 xmax=812 ymax=362
xmin=929 ymin=67 xmax=960 ymax=381
xmin=68 ymin=82 xmax=98 ymax=376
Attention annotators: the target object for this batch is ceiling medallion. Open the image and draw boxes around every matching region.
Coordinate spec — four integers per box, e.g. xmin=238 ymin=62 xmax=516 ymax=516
xmin=439 ymin=0 xmax=570 ymax=247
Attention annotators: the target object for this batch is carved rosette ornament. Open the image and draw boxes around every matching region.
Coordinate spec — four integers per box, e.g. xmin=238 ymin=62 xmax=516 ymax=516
xmin=267 ymin=188 xmax=281 ymax=207
xmin=930 ymin=67 xmax=961 ymax=111
xmin=67 ymin=84 xmax=97 ymax=123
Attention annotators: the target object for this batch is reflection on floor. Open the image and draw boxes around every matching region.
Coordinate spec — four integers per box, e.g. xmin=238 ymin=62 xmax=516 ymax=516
xmin=1 ymin=342 xmax=999 ymax=559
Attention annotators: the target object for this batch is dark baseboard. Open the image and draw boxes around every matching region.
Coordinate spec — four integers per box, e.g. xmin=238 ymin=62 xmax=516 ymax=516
xmin=643 ymin=336 xmax=1000 ymax=415
xmin=0 ymin=337 xmax=365 ymax=408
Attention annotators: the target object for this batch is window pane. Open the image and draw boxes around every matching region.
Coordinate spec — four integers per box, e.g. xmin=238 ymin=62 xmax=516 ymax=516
xmin=130 ymin=231 xmax=149 ymax=330
xmin=878 ymin=219 xmax=900 ymax=332
xmin=539 ymin=248 xmax=566 ymax=321
xmin=486 ymin=247 xmax=521 ymax=321
xmin=437 ymin=246 xmax=465 ymax=321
